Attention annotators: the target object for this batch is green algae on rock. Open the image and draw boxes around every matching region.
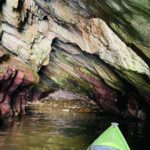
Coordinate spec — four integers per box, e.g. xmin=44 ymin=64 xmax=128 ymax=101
xmin=0 ymin=0 xmax=150 ymax=119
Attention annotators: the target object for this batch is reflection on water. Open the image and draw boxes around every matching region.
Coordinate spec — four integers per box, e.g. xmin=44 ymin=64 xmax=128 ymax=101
xmin=0 ymin=112 xmax=149 ymax=150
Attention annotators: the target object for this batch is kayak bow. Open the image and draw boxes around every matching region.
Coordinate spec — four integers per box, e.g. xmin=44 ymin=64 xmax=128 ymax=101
xmin=87 ymin=123 xmax=130 ymax=150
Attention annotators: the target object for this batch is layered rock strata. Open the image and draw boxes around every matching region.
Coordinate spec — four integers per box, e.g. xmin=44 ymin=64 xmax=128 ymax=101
xmin=0 ymin=0 xmax=149 ymax=119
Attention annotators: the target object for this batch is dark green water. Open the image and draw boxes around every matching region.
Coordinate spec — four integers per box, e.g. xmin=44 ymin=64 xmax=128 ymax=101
xmin=0 ymin=112 xmax=149 ymax=150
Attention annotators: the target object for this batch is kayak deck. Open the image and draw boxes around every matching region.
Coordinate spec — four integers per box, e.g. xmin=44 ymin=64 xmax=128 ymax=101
xmin=87 ymin=123 xmax=130 ymax=150
xmin=89 ymin=145 xmax=118 ymax=150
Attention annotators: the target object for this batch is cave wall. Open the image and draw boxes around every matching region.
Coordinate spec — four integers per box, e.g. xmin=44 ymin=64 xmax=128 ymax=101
xmin=0 ymin=0 xmax=149 ymax=119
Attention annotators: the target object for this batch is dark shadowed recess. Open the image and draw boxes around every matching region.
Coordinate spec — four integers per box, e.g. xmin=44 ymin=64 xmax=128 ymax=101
xmin=0 ymin=0 xmax=6 ymax=12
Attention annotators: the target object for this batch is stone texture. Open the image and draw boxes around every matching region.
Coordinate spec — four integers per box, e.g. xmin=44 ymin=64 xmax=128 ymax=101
xmin=76 ymin=0 xmax=150 ymax=60
xmin=38 ymin=39 xmax=147 ymax=117
xmin=0 ymin=0 xmax=149 ymax=119
xmin=0 ymin=47 xmax=39 ymax=117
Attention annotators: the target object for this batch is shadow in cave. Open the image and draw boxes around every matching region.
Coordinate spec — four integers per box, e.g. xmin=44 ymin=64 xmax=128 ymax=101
xmin=0 ymin=0 xmax=6 ymax=12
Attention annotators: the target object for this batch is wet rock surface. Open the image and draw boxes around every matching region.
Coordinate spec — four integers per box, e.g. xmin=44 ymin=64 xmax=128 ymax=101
xmin=0 ymin=47 xmax=39 ymax=117
xmin=0 ymin=0 xmax=149 ymax=119
xmin=27 ymin=90 xmax=100 ymax=113
xmin=28 ymin=99 xmax=99 ymax=114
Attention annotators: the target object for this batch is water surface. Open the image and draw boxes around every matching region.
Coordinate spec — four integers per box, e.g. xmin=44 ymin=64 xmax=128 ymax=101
xmin=0 ymin=112 xmax=149 ymax=150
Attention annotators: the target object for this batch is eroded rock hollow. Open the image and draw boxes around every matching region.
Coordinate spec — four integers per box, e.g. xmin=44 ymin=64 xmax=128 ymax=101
xmin=0 ymin=0 xmax=150 ymax=119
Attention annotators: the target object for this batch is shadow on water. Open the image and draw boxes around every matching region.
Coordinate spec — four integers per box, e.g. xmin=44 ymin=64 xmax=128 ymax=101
xmin=0 ymin=112 xmax=149 ymax=150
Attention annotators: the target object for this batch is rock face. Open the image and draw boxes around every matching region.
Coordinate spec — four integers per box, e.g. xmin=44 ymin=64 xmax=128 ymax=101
xmin=0 ymin=47 xmax=39 ymax=117
xmin=0 ymin=0 xmax=150 ymax=119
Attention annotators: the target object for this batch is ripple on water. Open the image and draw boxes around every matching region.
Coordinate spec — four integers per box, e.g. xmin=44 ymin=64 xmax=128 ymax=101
xmin=0 ymin=112 xmax=149 ymax=150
